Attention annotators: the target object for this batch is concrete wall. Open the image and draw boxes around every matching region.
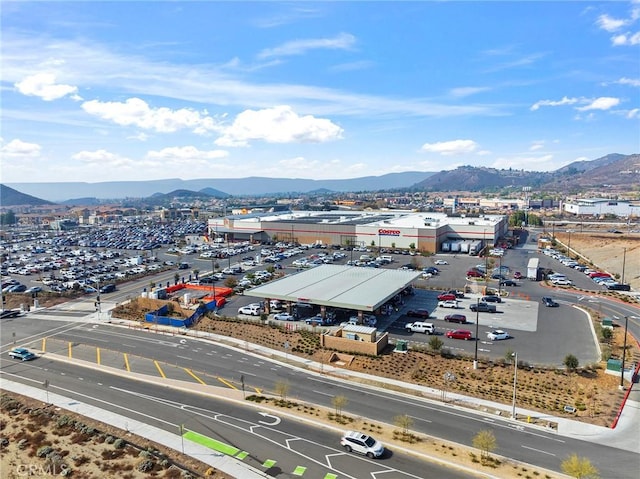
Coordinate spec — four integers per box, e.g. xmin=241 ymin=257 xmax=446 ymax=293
xmin=320 ymin=330 xmax=389 ymax=355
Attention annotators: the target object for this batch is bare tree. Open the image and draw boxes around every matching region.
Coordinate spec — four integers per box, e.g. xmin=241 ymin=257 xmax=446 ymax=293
xmin=274 ymin=381 xmax=290 ymax=402
xmin=332 ymin=395 xmax=348 ymax=418
xmin=394 ymin=414 xmax=414 ymax=435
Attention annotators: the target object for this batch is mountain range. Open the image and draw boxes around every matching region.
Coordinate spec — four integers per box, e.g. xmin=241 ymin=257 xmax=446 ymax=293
xmin=2 ymin=153 xmax=638 ymax=205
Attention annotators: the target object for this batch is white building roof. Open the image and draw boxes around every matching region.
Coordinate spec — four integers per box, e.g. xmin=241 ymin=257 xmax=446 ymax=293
xmin=245 ymin=264 xmax=421 ymax=312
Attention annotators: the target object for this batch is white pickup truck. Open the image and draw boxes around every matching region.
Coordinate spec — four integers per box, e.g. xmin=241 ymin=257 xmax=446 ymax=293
xmin=405 ymin=322 xmax=435 ymax=334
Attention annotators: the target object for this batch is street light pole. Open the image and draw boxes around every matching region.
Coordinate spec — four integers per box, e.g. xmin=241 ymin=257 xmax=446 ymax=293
xmin=620 ymin=316 xmax=629 ymax=388
xmin=621 ymin=248 xmax=627 ymax=285
xmin=512 ymin=351 xmax=518 ymax=419
xmin=473 ymin=298 xmax=480 ymax=370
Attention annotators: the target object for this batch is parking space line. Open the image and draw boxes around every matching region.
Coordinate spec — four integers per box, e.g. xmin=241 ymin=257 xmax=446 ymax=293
xmin=123 ymin=353 xmax=130 ymax=372
xmin=154 ymin=360 xmax=166 ymax=378
xmin=184 ymin=368 xmax=206 ymax=384
xmin=217 ymin=377 xmax=238 ymax=390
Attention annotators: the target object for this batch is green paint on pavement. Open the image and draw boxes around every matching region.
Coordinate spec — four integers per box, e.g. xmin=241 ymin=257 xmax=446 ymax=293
xmin=293 ymin=466 xmax=307 ymax=475
xmin=235 ymin=451 xmax=248 ymax=460
xmin=323 ymin=474 xmax=338 ymax=479
xmin=263 ymin=459 xmax=277 ymax=468
xmin=183 ymin=430 xmax=239 ymax=456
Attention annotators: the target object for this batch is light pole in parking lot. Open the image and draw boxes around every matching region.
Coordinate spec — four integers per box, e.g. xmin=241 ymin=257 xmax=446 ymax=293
xmin=473 ymin=298 xmax=480 ymax=370
xmin=566 ymin=230 xmax=573 ymax=258
xmin=621 ymin=248 xmax=627 ymax=285
xmin=511 ymin=351 xmax=518 ymax=419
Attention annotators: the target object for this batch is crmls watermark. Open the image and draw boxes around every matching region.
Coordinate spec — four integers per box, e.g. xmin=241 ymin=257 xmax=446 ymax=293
xmin=16 ymin=463 xmax=69 ymax=476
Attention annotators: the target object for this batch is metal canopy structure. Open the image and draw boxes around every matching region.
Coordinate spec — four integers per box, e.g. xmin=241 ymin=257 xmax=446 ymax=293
xmin=245 ymin=264 xmax=422 ymax=312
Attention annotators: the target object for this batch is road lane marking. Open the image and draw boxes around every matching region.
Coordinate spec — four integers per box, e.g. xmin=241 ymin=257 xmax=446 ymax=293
xmin=123 ymin=353 xmax=130 ymax=372
xmin=176 ymin=355 xmax=192 ymax=360
xmin=217 ymin=377 xmax=238 ymax=390
xmin=184 ymin=368 xmax=206 ymax=384
xmin=522 ymin=445 xmax=556 ymax=456
xmin=238 ymin=370 xmax=256 ymax=377
xmin=312 ymin=390 xmax=335 ymax=397
xmin=154 ymin=361 xmax=166 ymax=378
xmin=96 ymin=348 xmax=101 ymax=365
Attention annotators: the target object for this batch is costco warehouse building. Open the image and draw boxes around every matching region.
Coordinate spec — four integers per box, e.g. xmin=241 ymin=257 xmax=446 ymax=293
xmin=209 ymin=211 xmax=509 ymax=253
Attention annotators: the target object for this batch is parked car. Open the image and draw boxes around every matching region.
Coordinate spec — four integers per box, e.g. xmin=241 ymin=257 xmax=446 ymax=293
xmin=8 ymin=348 xmax=37 ymax=361
xmin=423 ymin=267 xmax=439 ymax=275
xmin=238 ymin=304 xmax=261 ymax=316
xmin=406 ymin=309 xmax=430 ymax=319
xmin=437 ymin=293 xmax=456 ymax=301
xmin=500 ymin=279 xmax=518 ymax=287
xmin=542 ymin=297 xmax=559 ymax=307
xmin=0 ymin=309 xmax=21 ymax=319
xmin=481 ymin=295 xmax=502 ymax=303
xmin=438 ymin=300 xmax=459 ymax=309
xmin=447 ymin=290 xmax=465 ymax=298
xmin=444 ymin=314 xmax=466 ymax=324
xmin=340 ymin=431 xmax=384 ymax=458
xmin=273 ymin=312 xmax=296 ymax=321
xmin=466 ymin=270 xmax=483 ymax=278
xmin=469 ymin=302 xmax=496 ymax=313
xmin=405 ymin=322 xmax=435 ymax=334
xmin=445 ymin=329 xmax=473 ymax=340
xmin=513 ymin=271 xmax=523 ymax=279
xmin=487 ymin=330 xmax=510 ymax=341
xmin=433 ymin=259 xmax=448 ymax=265
xmin=552 ymin=278 xmax=573 ymax=286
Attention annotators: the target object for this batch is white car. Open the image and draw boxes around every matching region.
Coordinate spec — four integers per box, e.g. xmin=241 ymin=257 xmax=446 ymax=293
xmin=438 ymin=300 xmax=459 ymax=309
xmin=487 ymin=330 xmax=510 ymax=341
xmin=273 ymin=312 xmax=296 ymax=321
xmin=434 ymin=259 xmax=448 ymax=265
xmin=552 ymin=278 xmax=573 ymax=286
xmin=340 ymin=431 xmax=385 ymax=458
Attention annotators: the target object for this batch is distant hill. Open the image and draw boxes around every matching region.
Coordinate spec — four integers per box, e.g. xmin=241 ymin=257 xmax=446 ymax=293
xmin=0 ymin=184 xmax=54 ymax=206
xmin=548 ymin=153 xmax=640 ymax=190
xmin=412 ymin=166 xmax=553 ymax=192
xmin=555 ymin=153 xmax=627 ymax=174
xmin=198 ymin=187 xmax=231 ymax=199
xmin=59 ymin=197 xmax=101 ymax=206
xmin=5 ymin=171 xmax=434 ymax=201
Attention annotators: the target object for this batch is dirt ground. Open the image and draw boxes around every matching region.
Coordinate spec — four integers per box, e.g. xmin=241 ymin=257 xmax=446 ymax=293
xmin=0 ymin=393 xmax=229 ymax=479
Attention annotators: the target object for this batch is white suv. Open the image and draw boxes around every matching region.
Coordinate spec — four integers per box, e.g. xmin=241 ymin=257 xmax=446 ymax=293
xmin=237 ymin=304 xmax=261 ymax=316
xmin=405 ymin=322 xmax=435 ymax=334
xmin=340 ymin=431 xmax=384 ymax=458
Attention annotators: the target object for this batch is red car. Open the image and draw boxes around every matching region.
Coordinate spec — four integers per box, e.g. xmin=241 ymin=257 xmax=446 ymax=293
xmin=466 ymin=270 xmax=483 ymax=278
xmin=446 ymin=329 xmax=473 ymax=340
xmin=513 ymin=271 xmax=523 ymax=279
xmin=444 ymin=314 xmax=467 ymax=324
xmin=437 ymin=293 xmax=456 ymax=301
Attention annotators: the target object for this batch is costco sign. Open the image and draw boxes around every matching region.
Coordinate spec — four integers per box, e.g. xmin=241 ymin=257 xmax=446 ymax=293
xmin=378 ymin=228 xmax=401 ymax=236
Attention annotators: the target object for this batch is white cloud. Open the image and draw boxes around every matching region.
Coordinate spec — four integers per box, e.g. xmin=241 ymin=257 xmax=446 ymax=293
xmin=576 ymin=97 xmax=620 ymax=111
xmin=257 ymin=33 xmax=356 ymax=59
xmin=0 ymin=138 xmax=42 ymax=159
xmin=420 ymin=139 xmax=479 ymax=156
xmin=14 ymin=73 xmax=80 ymax=101
xmin=215 ymin=105 xmax=344 ymax=147
xmin=145 ymin=146 xmax=229 ymax=164
xmin=596 ymin=14 xmax=628 ymax=32
xmin=626 ymin=108 xmax=640 ymax=119
xmin=615 ymin=77 xmax=640 ymax=87
xmin=449 ymin=86 xmax=491 ymax=98
xmin=81 ymin=98 xmax=221 ymax=134
xmin=529 ymin=141 xmax=545 ymax=151
xmin=611 ymin=31 xmax=640 ymax=45
xmin=530 ymin=96 xmax=580 ymax=111
xmin=72 ymin=149 xmax=132 ymax=167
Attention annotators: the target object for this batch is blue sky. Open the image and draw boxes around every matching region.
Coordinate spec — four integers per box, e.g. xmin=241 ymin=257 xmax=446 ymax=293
xmin=1 ymin=1 xmax=639 ymax=184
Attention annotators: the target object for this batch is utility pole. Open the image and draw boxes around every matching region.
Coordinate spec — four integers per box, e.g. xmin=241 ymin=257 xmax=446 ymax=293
xmin=473 ymin=298 xmax=480 ymax=370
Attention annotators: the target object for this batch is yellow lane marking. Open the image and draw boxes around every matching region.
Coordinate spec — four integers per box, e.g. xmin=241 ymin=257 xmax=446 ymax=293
xmin=42 ymin=338 xmax=46 ymax=352
xmin=184 ymin=368 xmax=206 ymax=385
xmin=123 ymin=353 xmax=130 ymax=372
xmin=68 ymin=342 xmax=72 ymax=358
xmin=217 ymin=377 xmax=238 ymax=390
xmin=96 ymin=348 xmax=101 ymax=365
xmin=254 ymin=387 xmax=262 ymax=395
xmin=154 ymin=361 xmax=166 ymax=378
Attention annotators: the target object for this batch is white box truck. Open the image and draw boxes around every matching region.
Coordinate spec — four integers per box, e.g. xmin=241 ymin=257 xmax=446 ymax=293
xmin=527 ymin=258 xmax=539 ymax=280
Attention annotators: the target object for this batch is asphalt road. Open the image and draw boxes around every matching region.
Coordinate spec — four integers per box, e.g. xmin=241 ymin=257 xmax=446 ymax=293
xmin=2 ymin=315 xmax=638 ymax=478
